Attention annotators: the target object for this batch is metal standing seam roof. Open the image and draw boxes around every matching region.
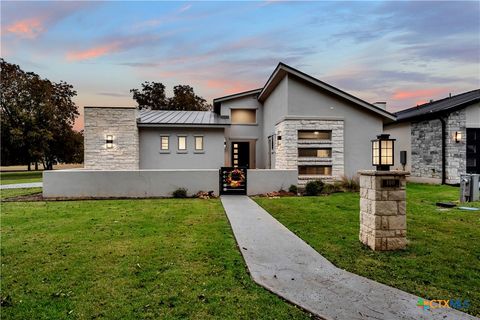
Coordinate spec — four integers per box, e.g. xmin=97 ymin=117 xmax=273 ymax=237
xmin=394 ymin=89 xmax=480 ymax=121
xmin=137 ymin=110 xmax=230 ymax=126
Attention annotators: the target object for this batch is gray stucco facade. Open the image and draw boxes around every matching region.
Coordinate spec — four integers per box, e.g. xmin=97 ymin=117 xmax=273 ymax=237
xmin=139 ymin=127 xmax=225 ymax=169
xmin=83 ymin=63 xmax=397 ymax=183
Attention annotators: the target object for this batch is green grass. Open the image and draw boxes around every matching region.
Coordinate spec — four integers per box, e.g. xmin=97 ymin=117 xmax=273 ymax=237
xmin=0 ymin=171 xmax=42 ymax=185
xmin=255 ymin=183 xmax=480 ymax=316
xmin=0 ymin=187 xmax=42 ymax=200
xmin=1 ymin=199 xmax=308 ymax=319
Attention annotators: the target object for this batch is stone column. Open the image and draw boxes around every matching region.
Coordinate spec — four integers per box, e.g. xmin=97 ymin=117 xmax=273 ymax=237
xmin=358 ymin=170 xmax=408 ymax=251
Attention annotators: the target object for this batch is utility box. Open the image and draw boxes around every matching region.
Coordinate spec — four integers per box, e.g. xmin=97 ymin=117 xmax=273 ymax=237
xmin=460 ymin=174 xmax=480 ymax=202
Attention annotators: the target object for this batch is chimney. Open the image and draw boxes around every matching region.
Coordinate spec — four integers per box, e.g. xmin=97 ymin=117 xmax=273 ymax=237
xmin=373 ymin=101 xmax=387 ymax=110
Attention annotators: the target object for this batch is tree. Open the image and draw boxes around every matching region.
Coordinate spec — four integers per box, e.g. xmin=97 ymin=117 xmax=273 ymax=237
xmin=168 ymin=85 xmax=211 ymax=111
xmin=130 ymin=81 xmax=168 ymax=110
xmin=130 ymin=82 xmax=211 ymax=111
xmin=0 ymin=59 xmax=82 ymax=169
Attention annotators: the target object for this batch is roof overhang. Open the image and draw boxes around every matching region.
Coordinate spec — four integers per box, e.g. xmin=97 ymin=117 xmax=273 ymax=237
xmin=213 ymin=88 xmax=262 ymax=114
xmin=257 ymin=63 xmax=397 ymax=121
xmin=137 ymin=123 xmax=228 ymax=129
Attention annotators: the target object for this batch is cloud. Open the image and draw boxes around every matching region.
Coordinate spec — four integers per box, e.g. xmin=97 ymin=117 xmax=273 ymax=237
xmin=392 ymin=88 xmax=448 ymax=101
xmin=66 ymin=34 xmax=162 ymax=61
xmin=5 ymin=18 xmax=43 ymax=38
xmin=2 ymin=2 xmax=98 ymax=39
xmin=178 ymin=4 xmax=192 ymax=13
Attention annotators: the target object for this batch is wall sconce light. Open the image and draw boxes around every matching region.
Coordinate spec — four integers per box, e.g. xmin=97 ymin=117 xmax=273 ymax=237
xmin=372 ymin=134 xmax=395 ymax=171
xmin=224 ymin=138 xmax=227 ymax=149
xmin=106 ymin=135 xmax=114 ymax=149
xmin=454 ymin=131 xmax=462 ymax=143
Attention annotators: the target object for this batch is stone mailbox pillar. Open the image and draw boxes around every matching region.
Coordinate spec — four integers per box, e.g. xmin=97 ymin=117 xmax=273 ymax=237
xmin=358 ymin=170 xmax=408 ymax=251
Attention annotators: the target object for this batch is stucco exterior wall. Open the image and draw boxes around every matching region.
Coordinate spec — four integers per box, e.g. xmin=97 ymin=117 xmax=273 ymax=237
xmin=43 ymin=169 xmax=297 ymax=198
xmin=286 ymin=76 xmax=384 ymax=176
xmin=466 ymin=102 xmax=480 ymax=128
xmin=84 ymin=106 xmax=139 ymax=170
xmin=220 ymin=95 xmax=263 ymax=168
xmin=383 ymin=122 xmax=412 ymax=172
xmin=262 ymin=76 xmax=289 ymax=169
xmin=139 ymin=127 xmax=225 ymax=169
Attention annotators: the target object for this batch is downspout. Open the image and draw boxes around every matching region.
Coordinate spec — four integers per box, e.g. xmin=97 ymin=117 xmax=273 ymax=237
xmin=439 ymin=117 xmax=447 ymax=185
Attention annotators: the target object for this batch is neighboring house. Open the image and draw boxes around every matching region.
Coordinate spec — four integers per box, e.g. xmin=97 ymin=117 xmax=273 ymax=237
xmin=84 ymin=62 xmax=396 ymax=184
xmin=384 ymin=89 xmax=480 ymax=184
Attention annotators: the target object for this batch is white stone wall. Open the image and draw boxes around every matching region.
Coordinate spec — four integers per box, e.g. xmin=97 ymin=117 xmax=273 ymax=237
xmin=274 ymin=119 xmax=344 ymax=184
xmin=445 ymin=109 xmax=466 ymax=184
xmin=84 ymin=107 xmax=139 ymax=170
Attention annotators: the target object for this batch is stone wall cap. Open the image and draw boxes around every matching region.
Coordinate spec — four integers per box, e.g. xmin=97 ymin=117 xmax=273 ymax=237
xmin=358 ymin=170 xmax=410 ymax=176
xmin=84 ymin=105 xmax=137 ymax=109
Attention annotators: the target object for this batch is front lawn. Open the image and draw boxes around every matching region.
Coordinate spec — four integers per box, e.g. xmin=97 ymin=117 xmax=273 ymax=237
xmin=255 ymin=183 xmax=480 ymax=316
xmin=0 ymin=187 xmax=42 ymax=200
xmin=1 ymin=199 xmax=308 ymax=319
xmin=0 ymin=171 xmax=42 ymax=185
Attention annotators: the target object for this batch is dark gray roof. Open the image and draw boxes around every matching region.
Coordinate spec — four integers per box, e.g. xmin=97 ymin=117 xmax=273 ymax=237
xmin=395 ymin=89 xmax=480 ymax=122
xmin=137 ymin=110 xmax=229 ymax=126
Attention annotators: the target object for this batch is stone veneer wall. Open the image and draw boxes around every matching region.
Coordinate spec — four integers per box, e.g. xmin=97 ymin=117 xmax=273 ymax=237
xmin=445 ymin=109 xmax=466 ymax=184
xmin=411 ymin=109 xmax=466 ymax=184
xmin=359 ymin=171 xmax=408 ymax=251
xmin=274 ymin=119 xmax=344 ymax=184
xmin=84 ymin=107 xmax=139 ymax=170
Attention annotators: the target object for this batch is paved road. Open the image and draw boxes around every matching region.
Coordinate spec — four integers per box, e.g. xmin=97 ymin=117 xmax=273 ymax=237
xmin=221 ymin=195 xmax=477 ymax=320
xmin=0 ymin=182 xmax=43 ymax=190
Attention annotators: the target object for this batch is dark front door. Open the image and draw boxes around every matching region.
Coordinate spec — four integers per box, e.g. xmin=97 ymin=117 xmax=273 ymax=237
xmin=232 ymin=142 xmax=250 ymax=168
xmin=467 ymin=128 xmax=480 ymax=173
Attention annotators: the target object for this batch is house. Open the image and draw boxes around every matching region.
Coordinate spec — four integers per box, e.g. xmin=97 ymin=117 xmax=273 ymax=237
xmin=83 ymin=62 xmax=396 ymax=184
xmin=384 ymin=89 xmax=480 ymax=184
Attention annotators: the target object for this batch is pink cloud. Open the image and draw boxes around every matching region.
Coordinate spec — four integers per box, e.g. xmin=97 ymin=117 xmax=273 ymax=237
xmin=67 ymin=42 xmax=121 ymax=61
xmin=6 ymin=18 xmax=43 ymax=38
xmin=392 ymin=88 xmax=447 ymax=100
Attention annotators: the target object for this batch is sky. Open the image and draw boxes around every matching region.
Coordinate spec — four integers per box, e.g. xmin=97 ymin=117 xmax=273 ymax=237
xmin=2 ymin=1 xmax=479 ymax=130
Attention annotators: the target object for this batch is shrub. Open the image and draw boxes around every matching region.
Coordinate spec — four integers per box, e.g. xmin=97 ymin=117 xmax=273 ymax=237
xmin=172 ymin=188 xmax=188 ymax=198
xmin=322 ymin=183 xmax=342 ymax=194
xmin=304 ymin=180 xmax=324 ymax=196
xmin=288 ymin=184 xmax=298 ymax=194
xmin=339 ymin=175 xmax=360 ymax=192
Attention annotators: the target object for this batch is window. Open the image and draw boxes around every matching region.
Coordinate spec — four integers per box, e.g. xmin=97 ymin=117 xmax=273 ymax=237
xmin=106 ymin=135 xmax=113 ymax=149
xmin=298 ymin=130 xmax=331 ymax=140
xmin=298 ymin=148 xmax=331 ymax=158
xmin=195 ymin=136 xmax=204 ymax=151
xmin=231 ymin=109 xmax=256 ymax=124
xmin=178 ymin=136 xmax=187 ymax=150
xmin=160 ymin=136 xmax=169 ymax=150
xmin=298 ymin=165 xmax=332 ymax=176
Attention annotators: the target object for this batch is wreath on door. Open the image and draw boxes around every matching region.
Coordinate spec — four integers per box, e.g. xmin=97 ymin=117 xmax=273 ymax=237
xmin=226 ymin=168 xmax=245 ymax=188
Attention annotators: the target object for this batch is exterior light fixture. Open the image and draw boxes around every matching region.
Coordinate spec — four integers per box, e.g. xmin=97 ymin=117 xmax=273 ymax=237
xmin=372 ymin=134 xmax=395 ymax=171
xmin=106 ymin=135 xmax=114 ymax=149
xmin=454 ymin=131 xmax=462 ymax=143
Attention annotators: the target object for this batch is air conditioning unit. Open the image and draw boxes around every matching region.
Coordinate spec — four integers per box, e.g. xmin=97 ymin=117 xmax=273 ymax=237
xmin=460 ymin=174 xmax=480 ymax=202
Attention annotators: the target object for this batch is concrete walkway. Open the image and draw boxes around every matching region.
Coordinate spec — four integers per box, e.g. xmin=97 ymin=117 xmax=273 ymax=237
xmin=0 ymin=182 xmax=43 ymax=189
xmin=221 ymin=195 xmax=477 ymax=320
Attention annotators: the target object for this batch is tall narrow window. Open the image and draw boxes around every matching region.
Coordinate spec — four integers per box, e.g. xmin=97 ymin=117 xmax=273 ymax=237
xmin=195 ymin=136 xmax=204 ymax=151
xmin=178 ymin=136 xmax=187 ymax=150
xmin=160 ymin=136 xmax=169 ymax=150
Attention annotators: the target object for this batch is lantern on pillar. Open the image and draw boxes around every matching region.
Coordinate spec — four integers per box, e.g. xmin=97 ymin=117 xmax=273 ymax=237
xmin=372 ymin=134 xmax=395 ymax=171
